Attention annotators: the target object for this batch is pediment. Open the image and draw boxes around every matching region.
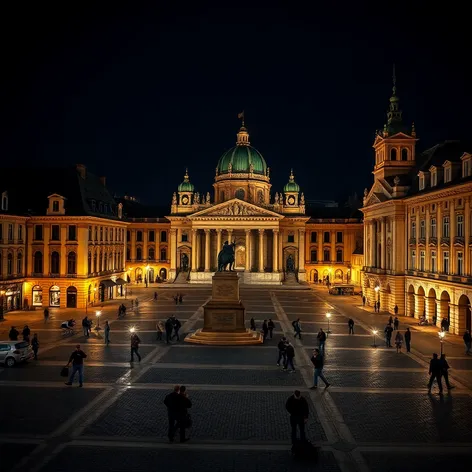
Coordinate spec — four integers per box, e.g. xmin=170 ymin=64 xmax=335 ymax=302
xmin=363 ymin=180 xmax=392 ymax=207
xmin=189 ymin=199 xmax=283 ymax=219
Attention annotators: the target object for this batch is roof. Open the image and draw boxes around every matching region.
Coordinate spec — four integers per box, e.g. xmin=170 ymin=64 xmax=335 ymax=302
xmin=217 ymin=145 xmax=267 ymax=175
xmin=306 ymin=205 xmax=363 ymax=221
xmin=116 ymin=197 xmax=170 ymax=222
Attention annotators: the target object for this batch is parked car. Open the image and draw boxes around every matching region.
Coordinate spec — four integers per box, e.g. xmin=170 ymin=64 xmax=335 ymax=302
xmin=0 ymin=341 xmax=34 ymax=367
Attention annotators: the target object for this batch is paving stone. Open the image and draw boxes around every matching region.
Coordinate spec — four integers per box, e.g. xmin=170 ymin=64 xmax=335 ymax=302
xmin=0 ymin=364 xmax=128 ymax=383
xmin=41 ymin=446 xmax=339 ymax=472
xmin=137 ymin=367 xmax=305 ymax=386
xmin=305 ymin=348 xmax=424 ymax=369
xmin=446 ymin=358 xmax=472 ymax=370
xmin=301 ymin=333 xmax=372 ymax=347
xmin=331 ymin=392 xmax=472 ymax=442
xmin=0 ymin=443 xmax=36 ymax=472
xmin=110 ymin=320 xmax=183 ymax=331
xmin=0 ymin=386 xmax=103 ymax=435
xmin=77 ymin=331 xmax=165 ymax=345
xmin=284 ymin=313 xmax=345 ymax=323
xmin=159 ymin=346 xmax=278 ymax=365
xmin=83 ymin=389 xmax=327 ymax=441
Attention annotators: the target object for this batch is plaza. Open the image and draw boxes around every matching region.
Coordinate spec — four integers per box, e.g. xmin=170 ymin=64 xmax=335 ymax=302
xmin=1 ymin=285 xmax=472 ymax=472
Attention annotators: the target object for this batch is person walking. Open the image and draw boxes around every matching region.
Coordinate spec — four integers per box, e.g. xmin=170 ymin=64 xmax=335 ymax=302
xmin=348 ymin=318 xmax=354 ymax=335
xmin=277 ymin=337 xmax=287 ymax=366
xmin=388 ymin=315 xmax=393 ymax=325
xmin=394 ymin=331 xmax=403 ymax=353
xmin=362 ymin=296 xmax=366 ymax=307
xmin=310 ymin=348 xmax=330 ymax=389
xmin=250 ymin=317 xmax=256 ymax=331
xmin=43 ymin=307 xmax=49 ymax=323
xmin=82 ymin=316 xmax=90 ymax=337
xmin=156 ymin=320 xmax=164 ymax=341
xmin=292 ymin=318 xmax=302 ymax=340
xmin=171 ymin=315 xmax=182 ymax=341
xmin=164 ymin=385 xmax=181 ymax=442
xmin=439 ymin=354 xmax=455 ymax=390
xmin=262 ymin=320 xmax=269 ymax=341
xmin=178 ymin=294 xmax=183 ymax=304
xmin=104 ymin=321 xmax=111 ymax=346
xmin=22 ymin=325 xmax=31 ymax=343
xmin=285 ymin=390 xmax=309 ymax=444
xmin=463 ymin=330 xmax=472 ymax=355
xmin=267 ymin=319 xmax=275 ymax=339
xmin=165 ymin=317 xmax=174 ymax=344
xmin=393 ymin=317 xmax=399 ymax=331
xmin=384 ymin=324 xmax=393 ymax=347
xmin=9 ymin=326 xmax=19 ymax=341
xmin=176 ymin=385 xmax=192 ymax=443
xmin=31 ymin=333 xmax=39 ymax=360
xmin=65 ymin=344 xmax=87 ymax=387
xmin=283 ymin=342 xmax=296 ymax=373
xmin=317 ymin=328 xmax=327 ymax=354
xmin=130 ymin=332 xmax=142 ymax=363
xmin=154 ymin=291 xmax=158 ymax=300
xmin=394 ymin=305 xmax=399 ymax=316
xmin=404 ymin=328 xmax=411 ymax=352
xmin=427 ymin=353 xmax=443 ymax=394
xmin=377 ymin=301 xmax=381 ymax=312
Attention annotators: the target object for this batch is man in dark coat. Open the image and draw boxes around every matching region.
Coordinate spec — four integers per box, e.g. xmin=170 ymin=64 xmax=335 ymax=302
xmin=285 ymin=390 xmax=309 ymax=444
xmin=164 ymin=385 xmax=181 ymax=442
xmin=165 ymin=317 xmax=174 ymax=344
xmin=427 ymin=353 xmax=443 ymax=394
xmin=175 ymin=385 xmax=192 ymax=443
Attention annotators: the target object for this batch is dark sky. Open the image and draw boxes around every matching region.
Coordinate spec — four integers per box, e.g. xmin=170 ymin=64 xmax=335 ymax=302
xmin=1 ymin=2 xmax=470 ymax=205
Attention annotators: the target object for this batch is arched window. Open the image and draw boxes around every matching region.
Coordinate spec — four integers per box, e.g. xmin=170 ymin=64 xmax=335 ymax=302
xmin=149 ymin=247 xmax=155 ymax=260
xmin=390 ymin=148 xmax=397 ymax=160
xmin=67 ymin=252 xmax=77 ymax=274
xmin=235 ymin=189 xmax=245 ymax=200
xmin=34 ymin=252 xmax=43 ymax=274
xmin=51 ymin=252 xmax=60 ymax=275
xmin=401 ymin=148 xmax=408 ymax=161
xmin=160 ymin=231 xmax=167 ymax=243
xmin=17 ymin=252 xmax=23 ymax=275
xmin=7 ymin=253 xmax=13 ymax=275
xmin=160 ymin=248 xmax=167 ymax=261
xmin=136 ymin=247 xmax=143 ymax=261
xmin=88 ymin=253 xmax=92 ymax=274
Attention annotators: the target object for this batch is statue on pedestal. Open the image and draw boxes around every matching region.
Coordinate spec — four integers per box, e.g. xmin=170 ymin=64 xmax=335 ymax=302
xmin=217 ymin=240 xmax=235 ymax=272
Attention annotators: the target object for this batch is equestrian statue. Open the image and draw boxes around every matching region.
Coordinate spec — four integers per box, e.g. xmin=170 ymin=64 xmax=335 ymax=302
xmin=217 ymin=240 xmax=236 ymax=271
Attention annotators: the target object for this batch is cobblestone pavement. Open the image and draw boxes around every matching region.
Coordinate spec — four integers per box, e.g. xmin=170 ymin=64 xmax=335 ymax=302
xmin=1 ymin=284 xmax=472 ymax=472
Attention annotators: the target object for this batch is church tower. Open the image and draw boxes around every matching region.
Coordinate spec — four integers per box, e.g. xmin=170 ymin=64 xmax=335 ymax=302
xmin=282 ymin=169 xmax=305 ymax=214
xmin=372 ymin=67 xmax=418 ymax=181
xmin=171 ymin=169 xmax=195 ymax=214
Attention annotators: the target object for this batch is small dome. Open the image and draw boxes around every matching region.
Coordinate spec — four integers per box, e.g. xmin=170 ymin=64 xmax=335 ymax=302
xmin=178 ymin=169 xmax=194 ymax=192
xmin=283 ymin=169 xmax=300 ymax=192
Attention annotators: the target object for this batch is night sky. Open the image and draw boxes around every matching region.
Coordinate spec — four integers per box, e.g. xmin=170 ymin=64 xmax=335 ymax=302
xmin=1 ymin=3 xmax=470 ymax=206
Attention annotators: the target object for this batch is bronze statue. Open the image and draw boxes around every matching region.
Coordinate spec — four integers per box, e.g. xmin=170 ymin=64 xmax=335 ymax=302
xmin=217 ymin=240 xmax=235 ymax=271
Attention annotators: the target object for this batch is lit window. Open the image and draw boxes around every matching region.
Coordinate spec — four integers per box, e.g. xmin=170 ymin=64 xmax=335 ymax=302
xmin=411 ymin=250 xmax=416 ymax=269
xmin=443 ymin=251 xmax=450 ymax=273
xmin=444 ymin=167 xmax=451 ymax=183
xmin=431 ymin=251 xmax=437 ymax=272
xmin=420 ymin=220 xmax=425 ymax=238
xmin=431 ymin=172 xmax=437 ymax=186
xmin=457 ymin=252 xmax=464 ymax=275
xmin=443 ymin=217 xmax=450 ymax=238
xmin=430 ymin=219 xmax=437 ymax=237
xmin=420 ymin=251 xmax=425 ymax=271
xmin=457 ymin=215 xmax=464 ymax=237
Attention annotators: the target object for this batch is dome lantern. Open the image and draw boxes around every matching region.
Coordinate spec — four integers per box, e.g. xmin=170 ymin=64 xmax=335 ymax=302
xmin=178 ymin=168 xmax=195 ymax=192
xmin=283 ymin=169 xmax=300 ymax=193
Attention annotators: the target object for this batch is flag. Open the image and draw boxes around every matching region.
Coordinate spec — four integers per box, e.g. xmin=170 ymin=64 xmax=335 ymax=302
xmin=238 ymin=111 xmax=244 ymax=119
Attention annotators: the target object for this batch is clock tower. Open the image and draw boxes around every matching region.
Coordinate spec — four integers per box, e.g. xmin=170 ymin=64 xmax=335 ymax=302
xmin=282 ymin=169 xmax=304 ymax=214
xmin=171 ymin=169 xmax=195 ymax=214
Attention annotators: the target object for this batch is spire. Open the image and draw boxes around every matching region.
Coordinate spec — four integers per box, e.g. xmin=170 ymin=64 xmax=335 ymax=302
xmin=387 ymin=64 xmax=402 ymax=125
xmin=184 ymin=168 xmax=190 ymax=181
xmin=289 ymin=168 xmax=295 ymax=181
xmin=236 ymin=112 xmax=250 ymax=146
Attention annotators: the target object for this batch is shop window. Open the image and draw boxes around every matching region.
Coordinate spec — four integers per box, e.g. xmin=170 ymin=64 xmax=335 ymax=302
xmin=49 ymin=286 xmax=60 ymax=307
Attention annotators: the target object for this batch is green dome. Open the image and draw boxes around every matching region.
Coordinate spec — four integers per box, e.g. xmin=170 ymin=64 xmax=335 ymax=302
xmin=217 ymin=145 xmax=267 ymax=175
xmin=178 ymin=169 xmax=194 ymax=192
xmin=283 ymin=169 xmax=300 ymax=192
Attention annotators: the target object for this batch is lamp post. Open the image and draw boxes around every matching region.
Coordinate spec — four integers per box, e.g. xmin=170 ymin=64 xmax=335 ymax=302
xmin=372 ymin=329 xmax=378 ymax=348
xmin=95 ymin=310 xmax=101 ymax=331
xmin=439 ymin=331 xmax=445 ymax=355
xmin=326 ymin=312 xmax=331 ymax=334
xmin=374 ymin=286 xmax=380 ymax=312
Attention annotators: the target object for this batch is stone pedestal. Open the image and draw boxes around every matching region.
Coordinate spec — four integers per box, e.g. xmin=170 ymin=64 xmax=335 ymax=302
xmin=185 ymin=272 xmax=263 ymax=345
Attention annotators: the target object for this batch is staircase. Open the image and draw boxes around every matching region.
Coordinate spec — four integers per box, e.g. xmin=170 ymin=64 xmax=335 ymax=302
xmin=174 ymin=270 xmax=189 ymax=284
xmin=283 ymin=272 xmax=299 ymax=286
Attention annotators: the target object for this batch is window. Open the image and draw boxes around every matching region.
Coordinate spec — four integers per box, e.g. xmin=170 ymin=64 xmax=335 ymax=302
xmin=160 ymin=231 xmax=167 ymax=242
xmin=137 ymin=231 xmax=143 ymax=242
xmin=336 ymin=232 xmax=343 ymax=243
xmin=88 ymin=253 xmax=92 ymax=274
xmin=149 ymin=230 xmax=155 ymax=242
xmin=420 ymin=220 xmax=425 ymax=238
xmin=34 ymin=225 xmax=43 ymax=241
xmin=52 ymin=200 xmax=59 ymax=212
xmin=324 ymin=232 xmax=330 ymax=243
xmin=93 ymin=253 xmax=97 ymax=272
xmin=457 ymin=215 xmax=464 ymax=237
xmin=18 ymin=225 xmax=23 ymax=241
xmin=50 ymin=252 xmax=60 ymax=275
xmin=336 ymin=249 xmax=343 ymax=262
xmin=431 ymin=172 xmax=437 ymax=187
xmin=148 ymin=247 xmax=155 ymax=260
xmin=310 ymin=250 xmax=317 ymax=262
xmin=463 ymin=159 xmax=470 ymax=178
xmin=390 ymin=148 xmax=397 ymax=160
xmin=443 ymin=251 xmax=449 ymax=273
xmin=182 ymin=233 xmax=188 ymax=242
xmin=7 ymin=253 xmax=13 ymax=275
xmin=401 ymin=148 xmax=408 ymax=161
xmin=127 ymin=230 xmax=131 ymax=242
xmin=419 ymin=176 xmax=425 ymax=190
xmin=88 ymin=226 xmax=92 ymax=241
xmin=8 ymin=224 xmax=13 ymax=241
xmin=67 ymin=252 xmax=77 ymax=274
xmin=34 ymin=252 xmax=43 ymax=274
xmin=160 ymin=248 xmax=167 ymax=261
xmin=126 ymin=247 xmax=131 ymax=261
xmin=310 ymin=232 xmax=317 ymax=243
xmin=430 ymin=218 xmax=437 ymax=237
xmin=411 ymin=250 xmax=416 ymax=269
xmin=1 ymin=192 xmax=8 ymax=211
xmin=68 ymin=225 xmax=77 ymax=241
xmin=235 ymin=189 xmax=245 ymax=199
xmin=431 ymin=251 xmax=437 ymax=272
xmin=420 ymin=250 xmax=425 ymax=271
xmin=444 ymin=167 xmax=451 ymax=183
xmin=288 ymin=234 xmax=294 ymax=243
xmin=443 ymin=217 xmax=450 ymax=238
xmin=457 ymin=252 xmax=464 ymax=275
xmin=411 ymin=221 xmax=416 ymax=239
xmin=136 ymin=247 xmax=143 ymax=260
xmin=51 ymin=225 xmax=60 ymax=241
xmin=323 ymin=249 xmax=330 ymax=262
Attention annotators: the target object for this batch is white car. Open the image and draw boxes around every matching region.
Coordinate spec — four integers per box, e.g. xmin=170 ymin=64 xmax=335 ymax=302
xmin=0 ymin=341 xmax=34 ymax=367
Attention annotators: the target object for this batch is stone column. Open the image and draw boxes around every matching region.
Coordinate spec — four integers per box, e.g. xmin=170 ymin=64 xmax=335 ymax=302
xmin=196 ymin=231 xmax=201 ymax=270
xmin=227 ymin=229 xmax=233 ymax=244
xmin=318 ymin=231 xmax=323 ymax=262
xmin=170 ymin=229 xmax=177 ymax=271
xmin=130 ymin=229 xmax=136 ymax=262
xmin=450 ymin=199 xmax=456 ymax=274
xmin=330 ymin=230 xmax=336 ymax=263
xmin=216 ymin=229 xmax=222 ymax=265
xmin=415 ymin=208 xmax=420 ymax=270
xmin=258 ymin=229 xmax=264 ymax=273
xmin=273 ymin=229 xmax=279 ymax=272
xmin=204 ymin=229 xmax=211 ymax=272
xmin=60 ymin=225 xmax=67 ymax=275
xmin=245 ymin=229 xmax=251 ymax=271
xmin=391 ymin=219 xmax=397 ymax=274
xmin=465 ymin=197 xmax=470 ymax=276
xmin=437 ymin=203 xmax=443 ymax=273
xmin=381 ymin=217 xmax=386 ymax=269
xmin=370 ymin=221 xmax=375 ymax=268
xmin=298 ymin=229 xmax=305 ymax=272
xmin=425 ymin=205 xmax=430 ymax=271
xmin=191 ymin=229 xmax=197 ymax=271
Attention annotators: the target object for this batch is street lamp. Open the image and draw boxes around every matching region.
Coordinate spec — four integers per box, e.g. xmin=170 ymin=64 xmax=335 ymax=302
xmin=95 ymin=310 xmax=102 ymax=331
xmin=439 ymin=331 xmax=445 ymax=355
xmin=326 ymin=312 xmax=331 ymax=334
xmin=374 ymin=286 xmax=380 ymax=312
xmin=372 ymin=329 xmax=378 ymax=348
xmin=129 ymin=326 xmax=136 ymax=334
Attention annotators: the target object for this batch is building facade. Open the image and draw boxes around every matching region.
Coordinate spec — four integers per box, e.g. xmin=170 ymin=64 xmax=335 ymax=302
xmin=362 ymin=77 xmax=472 ymax=334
